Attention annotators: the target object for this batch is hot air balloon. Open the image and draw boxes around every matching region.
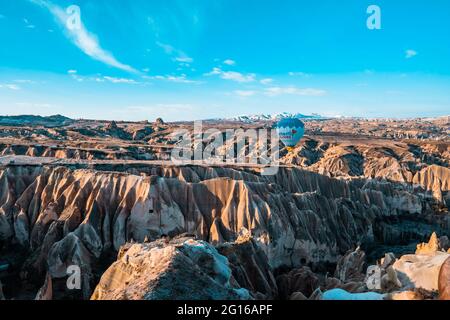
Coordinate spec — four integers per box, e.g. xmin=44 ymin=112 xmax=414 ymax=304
xmin=276 ymin=118 xmax=305 ymax=151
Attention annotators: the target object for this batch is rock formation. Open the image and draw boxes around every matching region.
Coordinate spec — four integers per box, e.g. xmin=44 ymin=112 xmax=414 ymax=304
xmin=438 ymin=256 xmax=450 ymax=300
xmin=35 ymin=273 xmax=52 ymax=300
xmin=0 ymin=116 xmax=448 ymax=300
xmin=276 ymin=267 xmax=320 ymax=299
xmin=415 ymin=232 xmax=442 ymax=254
xmin=392 ymin=252 xmax=449 ymax=292
xmin=334 ymin=247 xmax=366 ymax=283
xmin=217 ymin=232 xmax=278 ymax=299
xmin=91 ymin=237 xmax=250 ymax=300
xmin=0 ymin=161 xmax=448 ymax=299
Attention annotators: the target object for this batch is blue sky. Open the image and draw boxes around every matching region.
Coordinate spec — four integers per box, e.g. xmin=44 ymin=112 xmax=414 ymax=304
xmin=0 ymin=0 xmax=449 ymax=121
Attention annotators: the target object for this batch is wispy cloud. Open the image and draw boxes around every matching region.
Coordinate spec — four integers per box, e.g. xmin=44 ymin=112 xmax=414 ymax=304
xmin=23 ymin=18 xmax=36 ymax=28
xmin=13 ymin=79 xmax=36 ymax=84
xmin=143 ymin=74 xmax=200 ymax=84
xmin=405 ymin=49 xmax=418 ymax=59
xmin=205 ymin=67 xmax=256 ymax=83
xmin=174 ymin=56 xmax=193 ymax=63
xmin=103 ymin=76 xmax=137 ymax=84
xmin=260 ymin=78 xmax=274 ymax=85
xmin=29 ymin=0 xmax=137 ymax=73
xmin=0 ymin=84 xmax=21 ymax=90
xmin=264 ymin=86 xmax=326 ymax=97
xmin=68 ymin=71 xmax=139 ymax=84
xmin=157 ymin=42 xmax=193 ymax=64
xmin=223 ymin=59 xmax=236 ymax=66
xmin=234 ymin=90 xmax=256 ymax=97
xmin=288 ymin=72 xmax=310 ymax=77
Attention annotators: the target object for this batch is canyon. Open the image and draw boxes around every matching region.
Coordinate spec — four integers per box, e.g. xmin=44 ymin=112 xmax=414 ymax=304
xmin=0 ymin=115 xmax=448 ymax=300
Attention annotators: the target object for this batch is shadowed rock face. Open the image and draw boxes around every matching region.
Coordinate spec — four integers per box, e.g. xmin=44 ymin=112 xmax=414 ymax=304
xmin=217 ymin=234 xmax=278 ymax=299
xmin=0 ymin=162 xmax=448 ymax=299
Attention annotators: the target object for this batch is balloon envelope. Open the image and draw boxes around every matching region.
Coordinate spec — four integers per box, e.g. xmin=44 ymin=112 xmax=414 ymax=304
xmin=276 ymin=118 xmax=305 ymax=147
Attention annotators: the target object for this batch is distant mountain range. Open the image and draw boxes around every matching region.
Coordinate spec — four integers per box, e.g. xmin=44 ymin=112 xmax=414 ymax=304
xmin=0 ymin=114 xmax=74 ymax=127
xmin=226 ymin=112 xmax=327 ymax=123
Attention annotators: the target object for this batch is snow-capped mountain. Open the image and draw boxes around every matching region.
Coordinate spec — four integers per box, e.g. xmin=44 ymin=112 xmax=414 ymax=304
xmin=229 ymin=112 xmax=325 ymax=123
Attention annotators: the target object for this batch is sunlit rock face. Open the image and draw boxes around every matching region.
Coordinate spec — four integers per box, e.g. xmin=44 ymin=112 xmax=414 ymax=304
xmin=392 ymin=252 xmax=450 ymax=292
xmin=439 ymin=257 xmax=450 ymax=300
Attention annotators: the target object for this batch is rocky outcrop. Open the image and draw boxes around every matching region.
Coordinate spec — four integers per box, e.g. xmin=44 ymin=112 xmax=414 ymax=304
xmin=311 ymin=146 xmax=364 ymax=177
xmin=439 ymin=256 xmax=450 ymax=300
xmin=334 ymin=247 xmax=366 ymax=283
xmin=415 ymin=232 xmax=442 ymax=254
xmin=392 ymin=252 xmax=449 ymax=292
xmin=276 ymin=267 xmax=320 ymax=299
xmin=0 ymin=143 xmax=157 ymax=161
xmin=413 ymin=165 xmax=450 ymax=205
xmin=0 ymin=114 xmax=73 ymax=127
xmin=0 ymin=162 xmax=448 ymax=299
xmin=217 ymin=232 xmax=278 ymax=299
xmin=35 ymin=273 xmax=52 ymax=300
xmin=91 ymin=238 xmax=250 ymax=300
xmin=283 ymin=140 xmax=449 ymax=204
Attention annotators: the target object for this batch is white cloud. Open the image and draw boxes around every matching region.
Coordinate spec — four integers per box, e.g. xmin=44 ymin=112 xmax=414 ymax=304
xmin=260 ymin=78 xmax=274 ymax=85
xmin=103 ymin=76 xmax=137 ymax=84
xmin=288 ymin=72 xmax=310 ymax=77
xmin=0 ymin=84 xmax=21 ymax=90
xmin=221 ymin=71 xmax=255 ymax=82
xmin=174 ymin=56 xmax=193 ymax=63
xmin=157 ymin=42 xmax=194 ymax=64
xmin=204 ymin=67 xmax=255 ymax=83
xmin=13 ymin=79 xmax=36 ymax=84
xmin=223 ymin=59 xmax=236 ymax=66
xmin=23 ymin=18 xmax=36 ymax=28
xmin=234 ymin=90 xmax=256 ymax=97
xmin=264 ymin=86 xmax=326 ymax=97
xmin=204 ymin=67 xmax=221 ymax=76
xmin=405 ymin=49 xmax=418 ymax=59
xmin=67 ymin=72 xmax=139 ymax=84
xmin=143 ymin=74 xmax=200 ymax=84
xmin=30 ymin=0 xmax=137 ymax=73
